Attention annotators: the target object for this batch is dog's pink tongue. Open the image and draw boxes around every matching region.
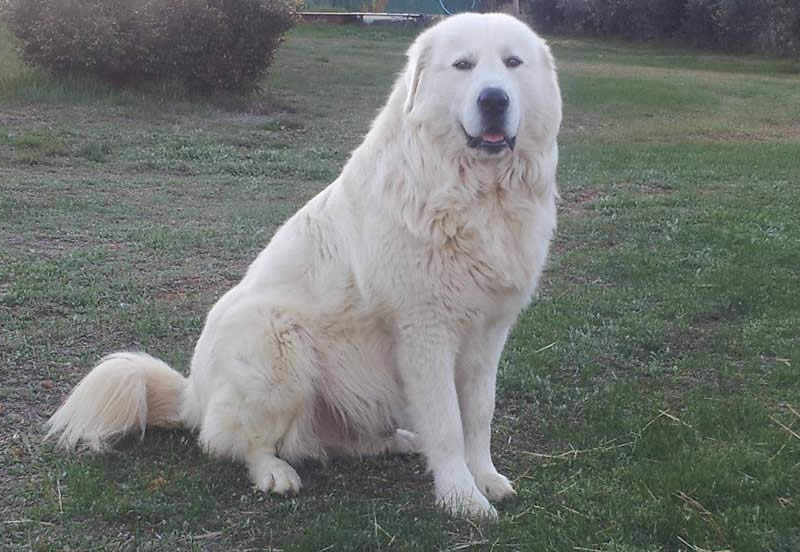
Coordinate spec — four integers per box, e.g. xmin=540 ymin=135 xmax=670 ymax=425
xmin=481 ymin=132 xmax=505 ymax=143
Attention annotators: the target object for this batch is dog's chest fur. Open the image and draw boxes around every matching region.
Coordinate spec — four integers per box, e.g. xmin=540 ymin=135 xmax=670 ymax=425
xmin=425 ymin=184 xmax=555 ymax=310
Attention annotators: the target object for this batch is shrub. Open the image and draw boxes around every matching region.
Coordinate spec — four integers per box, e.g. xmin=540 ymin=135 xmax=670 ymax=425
xmin=524 ymin=0 xmax=800 ymax=55
xmin=1 ymin=0 xmax=300 ymax=94
xmin=557 ymin=0 xmax=593 ymax=34
xmin=709 ymin=0 xmax=761 ymax=50
xmin=528 ymin=0 xmax=565 ymax=33
xmin=683 ymin=0 xmax=800 ymax=53
xmin=756 ymin=0 xmax=800 ymax=55
xmin=682 ymin=0 xmax=718 ymax=47
xmin=584 ymin=0 xmax=687 ymax=40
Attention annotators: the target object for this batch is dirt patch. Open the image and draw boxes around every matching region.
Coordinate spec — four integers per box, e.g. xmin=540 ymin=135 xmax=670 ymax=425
xmin=3 ymin=233 xmax=127 ymax=258
xmin=690 ymin=123 xmax=800 ymax=144
xmin=560 ymin=117 xmax=618 ymax=136
xmin=0 ymin=109 xmax=37 ymax=126
xmin=561 ymin=187 xmax=605 ymax=216
xmin=559 ymin=60 xmax=796 ymax=85
xmin=155 ymin=274 xmax=239 ymax=303
xmin=637 ymin=182 xmax=672 ymax=196
xmin=5 ymin=233 xmax=89 ymax=257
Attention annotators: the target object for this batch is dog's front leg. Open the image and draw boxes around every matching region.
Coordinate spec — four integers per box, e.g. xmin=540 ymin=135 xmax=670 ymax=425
xmin=457 ymin=323 xmax=516 ymax=503
xmin=395 ymin=319 xmax=496 ymax=519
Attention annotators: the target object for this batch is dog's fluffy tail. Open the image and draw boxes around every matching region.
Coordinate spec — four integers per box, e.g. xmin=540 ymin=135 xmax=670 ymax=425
xmin=44 ymin=352 xmax=189 ymax=451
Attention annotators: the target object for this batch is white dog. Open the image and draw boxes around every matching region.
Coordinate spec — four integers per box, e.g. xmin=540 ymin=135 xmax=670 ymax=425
xmin=46 ymin=13 xmax=562 ymax=519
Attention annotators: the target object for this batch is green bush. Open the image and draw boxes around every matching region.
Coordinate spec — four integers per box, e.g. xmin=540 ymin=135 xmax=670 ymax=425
xmin=682 ymin=0 xmax=717 ymax=47
xmin=683 ymin=0 xmax=800 ymax=53
xmin=757 ymin=0 xmax=800 ymax=55
xmin=528 ymin=0 xmax=565 ymax=33
xmin=583 ymin=0 xmax=686 ymax=40
xmin=707 ymin=0 xmax=760 ymax=50
xmin=1 ymin=0 xmax=300 ymax=93
xmin=524 ymin=0 xmax=800 ymax=55
xmin=557 ymin=0 xmax=592 ymax=34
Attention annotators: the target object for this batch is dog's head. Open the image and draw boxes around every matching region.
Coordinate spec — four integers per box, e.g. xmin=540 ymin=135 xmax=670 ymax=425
xmin=403 ymin=13 xmax=562 ymax=159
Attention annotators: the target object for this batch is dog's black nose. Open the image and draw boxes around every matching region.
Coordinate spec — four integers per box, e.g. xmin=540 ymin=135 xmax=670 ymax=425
xmin=478 ymin=88 xmax=509 ymax=116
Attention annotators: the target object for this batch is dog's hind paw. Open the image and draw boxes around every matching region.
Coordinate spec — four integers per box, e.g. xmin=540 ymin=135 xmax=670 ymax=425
xmin=248 ymin=454 xmax=302 ymax=496
xmin=389 ymin=428 xmax=419 ymax=454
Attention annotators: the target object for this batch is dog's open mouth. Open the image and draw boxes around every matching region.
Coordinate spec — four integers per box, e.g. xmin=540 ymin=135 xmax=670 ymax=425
xmin=464 ymin=128 xmax=516 ymax=154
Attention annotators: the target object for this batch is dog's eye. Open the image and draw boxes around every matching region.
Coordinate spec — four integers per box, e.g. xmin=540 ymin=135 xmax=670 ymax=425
xmin=453 ymin=60 xmax=474 ymax=71
xmin=504 ymin=56 xmax=523 ymax=68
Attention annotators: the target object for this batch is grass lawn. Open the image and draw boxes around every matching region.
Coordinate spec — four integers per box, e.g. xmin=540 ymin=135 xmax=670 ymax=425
xmin=1 ymin=21 xmax=799 ymax=552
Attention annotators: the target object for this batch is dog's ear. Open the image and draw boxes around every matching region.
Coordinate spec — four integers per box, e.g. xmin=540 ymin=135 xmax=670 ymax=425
xmin=538 ymin=38 xmax=556 ymax=72
xmin=403 ymin=38 xmax=431 ymax=114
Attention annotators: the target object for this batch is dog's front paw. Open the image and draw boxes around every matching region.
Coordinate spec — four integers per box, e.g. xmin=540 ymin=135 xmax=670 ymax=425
xmin=435 ymin=470 xmax=497 ymax=519
xmin=437 ymin=484 xmax=497 ymax=519
xmin=474 ymin=469 xmax=516 ymax=502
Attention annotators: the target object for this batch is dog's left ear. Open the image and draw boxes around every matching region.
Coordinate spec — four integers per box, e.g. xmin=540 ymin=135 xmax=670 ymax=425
xmin=404 ymin=38 xmax=431 ymax=114
xmin=539 ymin=39 xmax=556 ymax=72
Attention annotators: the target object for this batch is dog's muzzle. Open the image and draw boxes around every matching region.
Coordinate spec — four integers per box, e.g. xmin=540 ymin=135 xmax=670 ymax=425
xmin=465 ymin=87 xmax=516 ymax=154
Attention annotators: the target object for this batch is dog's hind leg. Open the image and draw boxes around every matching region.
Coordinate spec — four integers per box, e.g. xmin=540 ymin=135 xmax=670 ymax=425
xmin=343 ymin=428 xmax=419 ymax=457
xmin=196 ymin=303 xmax=321 ymax=496
xmin=199 ymin=383 xmax=307 ymax=495
xmin=387 ymin=428 xmax=418 ymax=454
xmin=244 ymin=420 xmax=305 ymax=495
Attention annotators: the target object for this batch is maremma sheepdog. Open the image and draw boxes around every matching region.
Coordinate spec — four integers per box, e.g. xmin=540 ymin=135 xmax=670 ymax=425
xmin=46 ymin=12 xmax=562 ymax=519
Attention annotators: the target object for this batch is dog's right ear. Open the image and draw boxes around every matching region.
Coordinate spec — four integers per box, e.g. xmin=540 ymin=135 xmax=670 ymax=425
xmin=403 ymin=38 xmax=431 ymax=114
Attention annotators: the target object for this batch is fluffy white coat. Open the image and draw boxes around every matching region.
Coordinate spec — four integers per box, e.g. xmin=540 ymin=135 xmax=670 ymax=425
xmin=45 ymin=13 xmax=562 ymax=519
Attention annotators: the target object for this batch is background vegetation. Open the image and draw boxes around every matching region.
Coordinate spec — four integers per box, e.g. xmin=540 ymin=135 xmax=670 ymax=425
xmin=1 ymin=0 xmax=300 ymax=93
xmin=527 ymin=0 xmax=800 ymax=55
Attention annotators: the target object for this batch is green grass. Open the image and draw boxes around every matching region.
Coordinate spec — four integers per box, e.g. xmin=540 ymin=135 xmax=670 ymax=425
xmin=2 ymin=22 xmax=799 ymax=551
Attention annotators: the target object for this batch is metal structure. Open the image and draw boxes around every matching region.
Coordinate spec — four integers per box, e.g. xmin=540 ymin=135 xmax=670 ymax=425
xmin=303 ymin=0 xmax=480 ymax=15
